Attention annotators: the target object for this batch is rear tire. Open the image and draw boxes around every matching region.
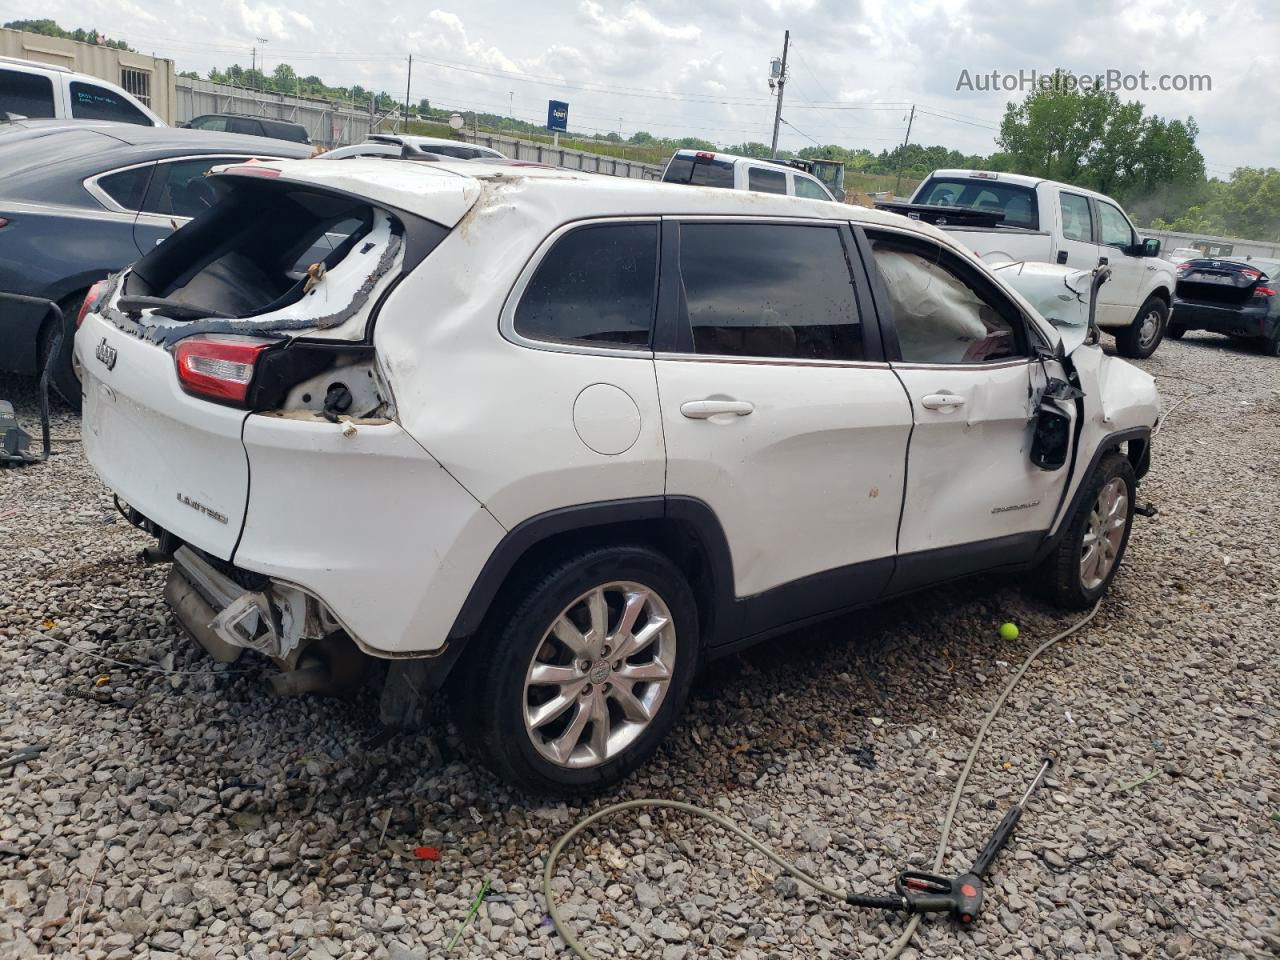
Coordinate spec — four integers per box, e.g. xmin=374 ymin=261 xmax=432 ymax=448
xmin=1166 ymin=322 xmax=1186 ymax=340
xmin=1259 ymin=332 xmax=1280 ymax=357
xmin=450 ymin=545 xmax=699 ymax=795
xmin=37 ymin=290 xmax=89 ymax=414
xmin=1034 ymin=452 xmax=1136 ymax=610
xmin=1115 ymin=296 xmax=1168 ymax=359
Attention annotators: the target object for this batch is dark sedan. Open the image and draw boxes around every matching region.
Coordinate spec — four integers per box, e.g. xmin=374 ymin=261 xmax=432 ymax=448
xmin=1170 ymin=257 xmax=1280 ymax=356
xmin=0 ymin=120 xmax=310 ymax=409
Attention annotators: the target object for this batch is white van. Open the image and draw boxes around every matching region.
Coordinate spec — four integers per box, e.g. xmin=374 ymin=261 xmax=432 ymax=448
xmin=0 ymin=55 xmax=163 ymax=127
xmin=662 ymin=149 xmax=836 ymax=201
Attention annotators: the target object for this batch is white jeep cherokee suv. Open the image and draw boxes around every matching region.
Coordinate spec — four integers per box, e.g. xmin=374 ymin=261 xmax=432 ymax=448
xmin=76 ymin=158 xmax=1159 ymax=794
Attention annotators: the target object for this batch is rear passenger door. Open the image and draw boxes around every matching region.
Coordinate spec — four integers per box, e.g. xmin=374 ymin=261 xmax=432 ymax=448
xmin=654 ymin=219 xmax=914 ymax=639
xmin=1056 ymin=191 xmax=1099 ymax=269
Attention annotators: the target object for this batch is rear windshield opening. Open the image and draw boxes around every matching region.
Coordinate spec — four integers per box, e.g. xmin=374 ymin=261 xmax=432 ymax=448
xmin=915 ymin=178 xmax=1039 ymax=230
xmin=124 ymin=179 xmax=391 ymax=320
xmin=663 ymin=155 xmax=735 ymax=189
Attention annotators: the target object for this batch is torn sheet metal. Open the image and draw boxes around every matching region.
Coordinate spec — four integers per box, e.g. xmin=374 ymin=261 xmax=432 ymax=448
xmin=992 ymin=261 xmax=1093 ymax=353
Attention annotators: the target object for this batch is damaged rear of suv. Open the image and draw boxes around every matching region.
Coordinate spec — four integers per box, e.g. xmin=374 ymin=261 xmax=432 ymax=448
xmin=79 ymin=160 xmax=484 ymax=695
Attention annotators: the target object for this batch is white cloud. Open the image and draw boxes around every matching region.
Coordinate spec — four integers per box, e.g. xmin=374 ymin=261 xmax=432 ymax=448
xmin=578 ymin=1 xmax=701 ymax=43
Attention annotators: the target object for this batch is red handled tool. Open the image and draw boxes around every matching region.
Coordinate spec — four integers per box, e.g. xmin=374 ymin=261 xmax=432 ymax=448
xmin=845 ymin=758 xmax=1053 ymax=925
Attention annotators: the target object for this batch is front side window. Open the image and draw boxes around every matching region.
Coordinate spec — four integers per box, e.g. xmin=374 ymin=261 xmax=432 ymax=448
xmin=192 ymin=116 xmax=230 ymax=132
xmin=69 ymin=82 xmax=150 ymax=125
xmin=514 ymin=222 xmax=658 ymax=349
xmin=794 ymin=176 xmax=831 ymax=201
xmin=0 ymin=69 xmax=56 ymax=118
xmin=747 ymin=166 xmax=786 ymax=195
xmin=143 ymin=158 xmax=242 ymax=218
xmin=1060 ymin=193 xmax=1093 ymax=243
xmin=870 ymin=235 xmax=1023 ymax=364
xmin=1096 ymin=201 xmax=1135 ymax=249
xmin=915 ymin=178 xmax=1038 ymax=229
xmin=677 ymin=222 xmax=863 ymax=362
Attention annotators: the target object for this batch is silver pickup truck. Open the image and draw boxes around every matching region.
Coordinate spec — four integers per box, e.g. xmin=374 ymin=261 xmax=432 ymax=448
xmin=884 ymin=169 xmax=1176 ymax=358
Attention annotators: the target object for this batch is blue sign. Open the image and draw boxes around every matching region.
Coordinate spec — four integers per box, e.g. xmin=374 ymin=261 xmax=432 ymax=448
xmin=547 ymin=100 xmax=569 ymax=132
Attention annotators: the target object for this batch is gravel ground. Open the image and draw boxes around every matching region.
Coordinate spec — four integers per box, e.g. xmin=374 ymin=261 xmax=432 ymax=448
xmin=1 ymin=332 xmax=1277 ymax=960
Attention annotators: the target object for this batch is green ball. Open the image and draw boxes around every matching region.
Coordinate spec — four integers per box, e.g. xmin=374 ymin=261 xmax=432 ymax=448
xmin=999 ymin=622 xmax=1019 ymax=640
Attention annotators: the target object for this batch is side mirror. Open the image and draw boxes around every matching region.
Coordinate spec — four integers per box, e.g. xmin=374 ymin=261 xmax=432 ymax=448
xmin=1135 ymin=238 xmax=1161 ymax=258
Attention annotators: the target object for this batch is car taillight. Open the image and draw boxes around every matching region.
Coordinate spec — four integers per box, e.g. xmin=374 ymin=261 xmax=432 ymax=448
xmin=0 ymin=217 xmax=8 ymax=229
xmin=1254 ymin=286 xmax=1276 ymax=298
xmin=76 ymin=279 xmax=108 ymax=328
xmin=1240 ymin=268 xmax=1263 ymax=281
xmin=695 ymin=151 xmax=715 ymax=160
xmin=174 ymin=334 xmax=271 ymax=406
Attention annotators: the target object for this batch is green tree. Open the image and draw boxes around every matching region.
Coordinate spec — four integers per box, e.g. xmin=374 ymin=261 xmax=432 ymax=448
xmin=4 ymin=18 xmax=133 ymax=50
xmin=628 ymin=131 xmax=656 ymax=145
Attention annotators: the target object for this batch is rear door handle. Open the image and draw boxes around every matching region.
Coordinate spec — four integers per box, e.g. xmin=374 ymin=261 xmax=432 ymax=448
xmin=680 ymin=399 xmax=755 ymax=419
xmin=920 ymin=393 xmax=966 ymax=411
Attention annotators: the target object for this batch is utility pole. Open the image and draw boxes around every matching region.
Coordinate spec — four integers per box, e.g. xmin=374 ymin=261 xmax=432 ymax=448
xmin=894 ymin=104 xmax=916 ymax=196
xmin=254 ymin=38 xmax=268 ymax=92
xmin=769 ymin=29 xmax=790 ymax=159
xmin=403 ymin=54 xmax=413 ymax=132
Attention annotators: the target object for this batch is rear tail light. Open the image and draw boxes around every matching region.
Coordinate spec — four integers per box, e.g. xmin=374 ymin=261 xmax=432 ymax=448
xmin=1254 ymin=286 xmax=1276 ymax=298
xmin=1175 ymin=262 xmax=1192 ymax=276
xmin=76 ymin=279 xmax=108 ymax=328
xmin=1241 ymin=268 xmax=1263 ymax=281
xmin=0 ymin=217 xmax=8 ymax=229
xmin=174 ymin=334 xmax=272 ymax=406
xmin=695 ymin=151 xmax=715 ymax=160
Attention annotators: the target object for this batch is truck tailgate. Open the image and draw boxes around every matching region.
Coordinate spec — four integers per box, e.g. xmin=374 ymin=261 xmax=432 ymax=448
xmin=79 ymin=311 xmax=249 ymax=559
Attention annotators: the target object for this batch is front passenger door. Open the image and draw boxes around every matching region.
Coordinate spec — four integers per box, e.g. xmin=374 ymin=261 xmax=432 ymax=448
xmin=863 ymin=228 xmax=1073 ymax=590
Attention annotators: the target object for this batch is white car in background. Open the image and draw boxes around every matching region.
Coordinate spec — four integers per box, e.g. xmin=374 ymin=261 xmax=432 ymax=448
xmin=0 ymin=55 xmax=163 ymax=126
xmin=900 ymin=170 xmax=1176 ymax=358
xmin=76 ymin=158 xmax=1158 ymax=794
xmin=322 ymin=134 xmax=506 ymax=161
xmin=662 ymin=148 xmax=836 ymax=201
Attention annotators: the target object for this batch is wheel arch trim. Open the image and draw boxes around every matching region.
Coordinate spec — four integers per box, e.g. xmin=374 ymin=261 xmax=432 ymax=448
xmin=446 ymin=496 xmax=737 ymax=645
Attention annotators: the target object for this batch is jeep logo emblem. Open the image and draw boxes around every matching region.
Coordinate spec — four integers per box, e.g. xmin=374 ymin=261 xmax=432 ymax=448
xmin=95 ymin=337 xmax=117 ymax=370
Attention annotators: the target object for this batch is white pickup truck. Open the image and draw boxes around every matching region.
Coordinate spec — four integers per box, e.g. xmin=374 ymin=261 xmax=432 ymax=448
xmin=888 ymin=170 xmax=1176 ymax=358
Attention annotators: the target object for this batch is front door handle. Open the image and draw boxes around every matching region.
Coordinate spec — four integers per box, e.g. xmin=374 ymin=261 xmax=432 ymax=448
xmin=920 ymin=393 xmax=966 ymax=411
xmin=680 ymin=399 xmax=755 ymax=419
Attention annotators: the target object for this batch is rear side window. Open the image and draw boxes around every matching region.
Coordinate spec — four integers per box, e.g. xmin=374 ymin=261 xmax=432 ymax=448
xmin=514 ymin=222 xmax=658 ymax=349
xmin=663 ymin=155 xmax=735 ymax=189
xmin=916 ymin=178 xmax=1038 ymax=229
xmin=1060 ymin=193 xmax=1093 ymax=242
xmin=229 ymin=117 xmax=264 ymax=137
xmin=96 ymin=165 xmax=153 ymax=210
xmin=747 ymin=167 xmax=786 ymax=195
xmin=0 ymin=69 xmax=56 ymax=118
xmin=70 ymin=82 xmax=150 ymax=125
xmin=677 ymin=222 xmax=863 ymax=362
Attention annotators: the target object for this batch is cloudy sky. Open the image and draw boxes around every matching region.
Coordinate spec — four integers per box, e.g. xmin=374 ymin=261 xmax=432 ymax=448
xmin=21 ymin=0 xmax=1278 ymax=173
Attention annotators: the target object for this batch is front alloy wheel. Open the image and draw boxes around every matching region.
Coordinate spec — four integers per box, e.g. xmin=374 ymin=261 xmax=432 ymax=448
xmin=1080 ymin=477 xmax=1128 ymax=590
xmin=523 ymin=582 xmax=676 ymax=768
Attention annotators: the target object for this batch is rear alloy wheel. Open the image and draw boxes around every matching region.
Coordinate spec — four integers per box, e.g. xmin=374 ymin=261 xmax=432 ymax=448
xmin=451 ymin=546 xmax=698 ymax=794
xmin=1115 ymin=296 xmax=1169 ymax=359
xmin=1034 ymin=452 xmax=1136 ymax=610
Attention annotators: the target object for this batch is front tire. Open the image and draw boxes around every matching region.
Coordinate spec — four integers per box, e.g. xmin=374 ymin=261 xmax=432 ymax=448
xmin=451 ymin=546 xmax=699 ymax=795
xmin=1115 ymin=296 xmax=1169 ymax=359
xmin=1035 ymin=452 xmax=1136 ymax=610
